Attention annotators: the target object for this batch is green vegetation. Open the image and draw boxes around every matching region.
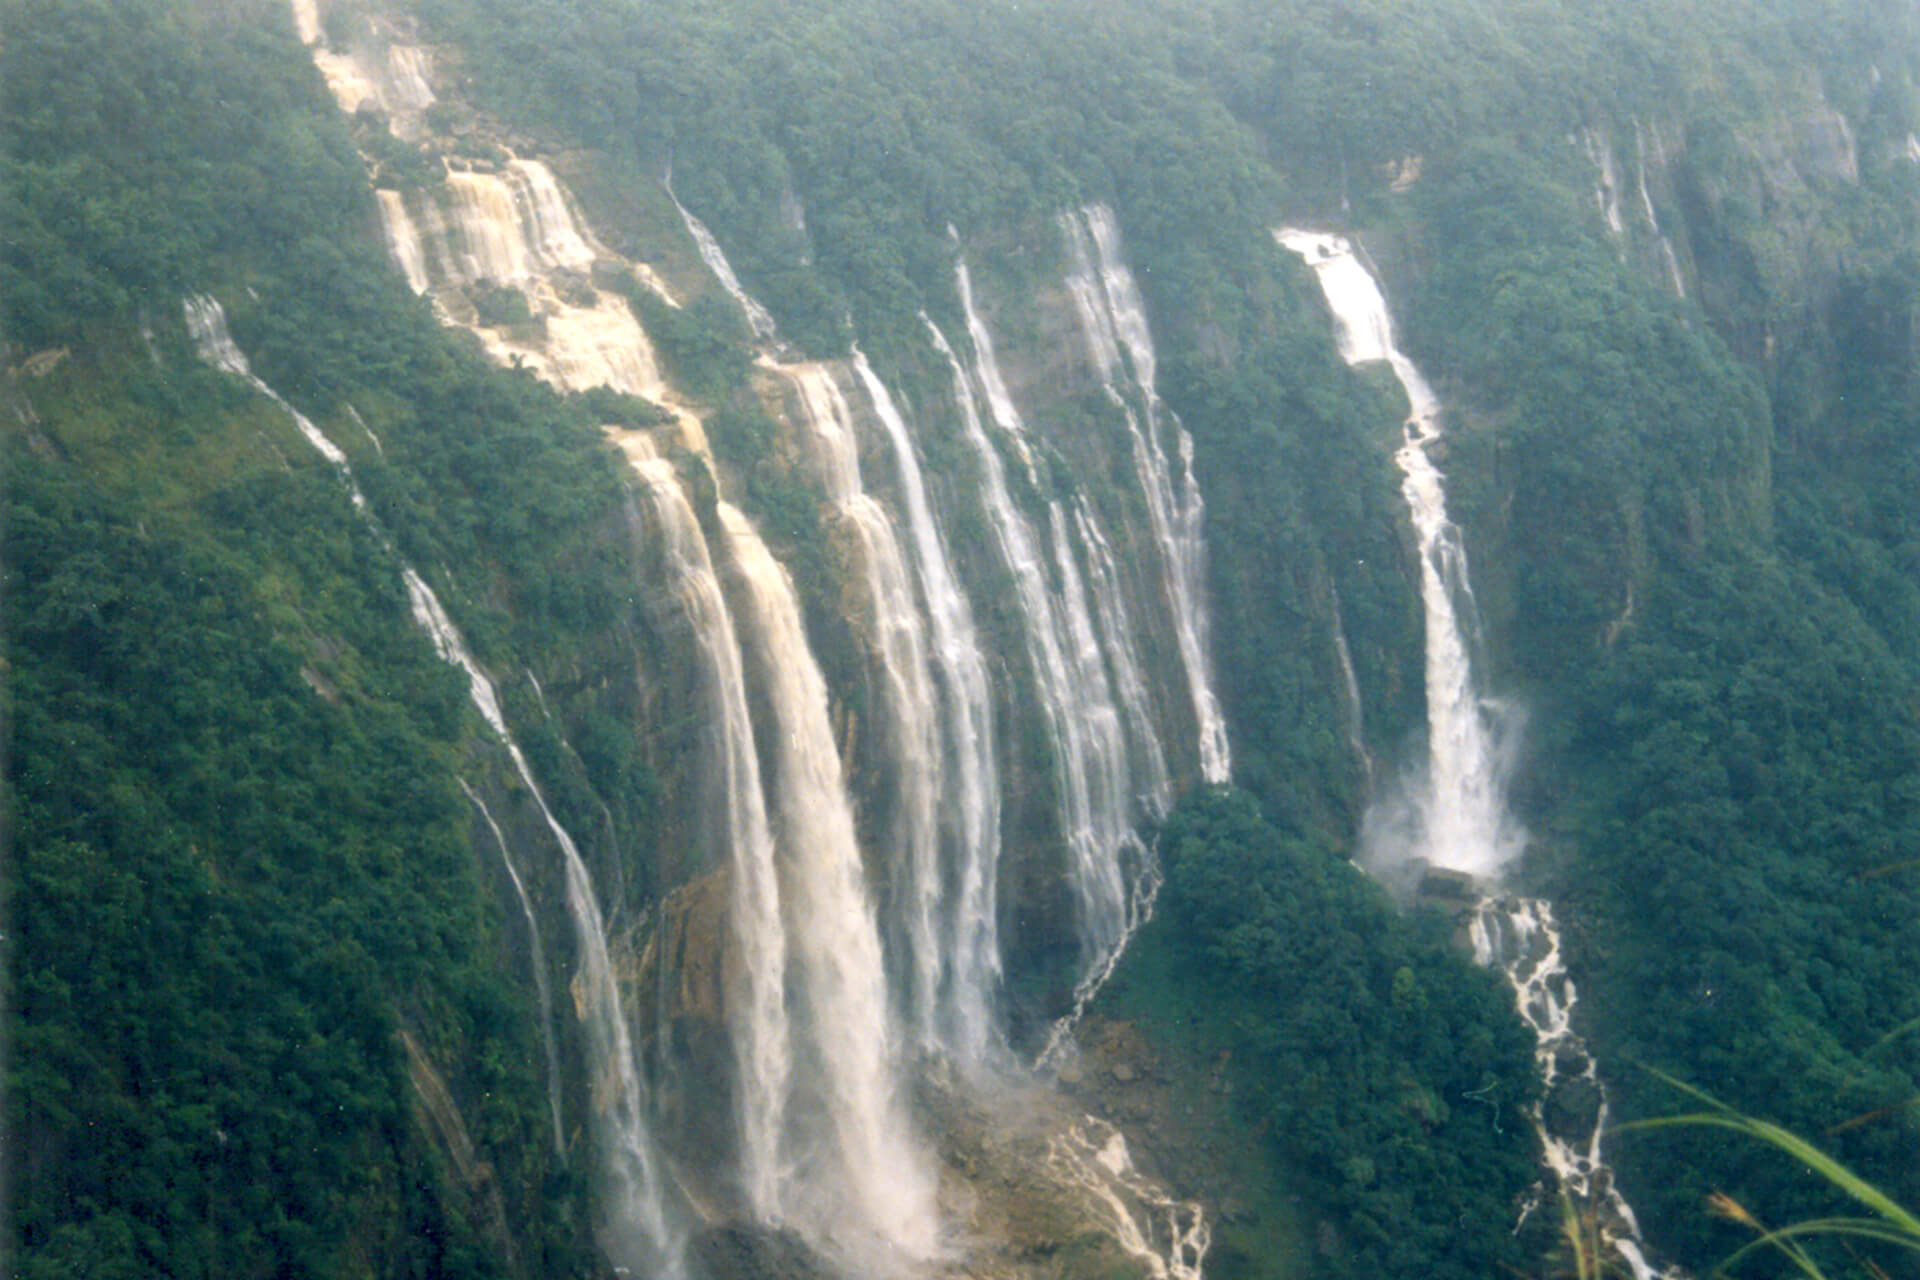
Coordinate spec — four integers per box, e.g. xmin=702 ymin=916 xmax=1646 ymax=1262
xmin=4 ymin=0 xmax=676 ymax=1271
xmin=6 ymin=362 xmax=588 ymax=1275
xmin=13 ymin=0 xmax=1920 ymax=1276
xmin=1629 ymin=1075 xmax=1920 ymax=1279
xmin=1105 ymin=787 xmax=1542 ymax=1280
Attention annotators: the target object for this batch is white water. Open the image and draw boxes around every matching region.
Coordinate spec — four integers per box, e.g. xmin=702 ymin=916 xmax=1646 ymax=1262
xmin=1471 ymin=899 xmax=1671 ymax=1280
xmin=1048 ymin=1117 xmax=1210 ymax=1280
xmin=1581 ymin=129 xmax=1628 ymax=237
xmin=623 ymin=436 xmax=791 ymax=1224
xmin=1330 ymin=595 xmax=1375 ymax=788
xmin=854 ymin=354 xmax=1005 ymax=1067
xmin=291 ymin=7 xmax=434 ymax=140
xmin=934 ymin=277 xmax=1152 ymax=1011
xmin=334 ymin=66 xmax=933 ymax=1246
xmin=403 ymin=571 xmax=682 ymax=1277
xmin=290 ymin=0 xmax=320 ymax=45
xmin=1061 ymin=206 xmax=1231 ymax=786
xmin=716 ymin=500 xmax=938 ymax=1259
xmin=1276 ymin=237 xmax=1669 ymax=1278
xmin=189 ymin=294 xmax=682 ymax=1276
xmin=385 ymin=45 xmax=436 ymax=115
xmin=1633 ymin=120 xmax=1688 ymax=299
xmin=667 ymin=189 xmax=780 ymax=344
xmin=376 ymin=189 xmax=432 ymax=294
xmin=1073 ymin=500 xmax=1173 ymax=819
xmin=1275 ymin=230 xmax=1521 ymax=879
xmin=461 ymin=780 xmax=567 ymax=1157
xmin=372 ymin=164 xmax=668 ymax=399
xmin=786 ymin=364 xmax=948 ymax=1054
xmin=184 ymin=296 xmax=366 ymax=511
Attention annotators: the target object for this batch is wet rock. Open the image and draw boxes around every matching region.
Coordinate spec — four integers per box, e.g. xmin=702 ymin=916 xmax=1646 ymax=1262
xmin=689 ymin=1223 xmax=835 ymax=1280
xmin=1543 ymin=1076 xmax=1604 ymax=1146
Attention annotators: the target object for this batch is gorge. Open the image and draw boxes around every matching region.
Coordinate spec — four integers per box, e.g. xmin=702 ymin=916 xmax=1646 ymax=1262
xmin=11 ymin=1 xmax=1920 ymax=1279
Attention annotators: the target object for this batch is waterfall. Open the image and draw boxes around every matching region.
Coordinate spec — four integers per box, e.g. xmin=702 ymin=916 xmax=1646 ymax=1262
xmin=1471 ymin=900 xmax=1672 ymax=1280
xmin=385 ymin=45 xmax=436 ymax=114
xmin=1276 ymin=229 xmax=1520 ymax=879
xmin=932 ymin=274 xmax=1152 ymax=1008
xmin=401 ymin=571 xmax=682 ymax=1277
xmin=1061 ymin=205 xmax=1231 ymax=785
xmin=1047 ymin=1117 xmax=1210 ymax=1280
xmin=853 ymin=353 xmax=1005 ymax=1067
xmin=667 ymin=189 xmax=780 ymax=344
xmin=785 ymin=364 xmax=948 ymax=1054
xmin=1632 ymin=120 xmax=1688 ymax=299
xmin=461 ymin=780 xmax=567 ymax=1158
xmin=715 ymin=500 xmax=937 ymax=1259
xmin=503 ymin=159 xmax=596 ymax=272
xmin=1581 ymin=129 xmax=1628 ymax=238
xmin=623 ymin=436 xmax=791 ymax=1224
xmin=186 ymin=294 xmax=683 ymax=1277
xmin=290 ymin=0 xmax=320 ymax=45
xmin=1072 ymin=500 xmax=1172 ymax=819
xmin=376 ymin=190 xmax=431 ymax=294
xmin=372 ymin=163 xmax=668 ymax=399
xmin=444 ymin=172 xmax=536 ymax=282
xmin=1276 ymin=234 xmax=1671 ymax=1278
xmin=1329 ymin=595 xmax=1375 ymax=788
xmin=183 ymin=295 xmax=366 ymax=510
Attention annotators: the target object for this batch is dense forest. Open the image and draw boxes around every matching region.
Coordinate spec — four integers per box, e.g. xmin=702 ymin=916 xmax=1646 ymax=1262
xmin=8 ymin=0 xmax=1920 ymax=1277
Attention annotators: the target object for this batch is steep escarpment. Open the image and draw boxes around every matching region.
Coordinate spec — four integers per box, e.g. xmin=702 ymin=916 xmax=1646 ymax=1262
xmin=14 ymin=1 xmax=1920 ymax=1279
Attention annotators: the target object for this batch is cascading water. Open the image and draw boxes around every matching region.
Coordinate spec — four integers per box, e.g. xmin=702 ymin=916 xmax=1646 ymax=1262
xmin=375 ymin=189 xmax=432 ymax=295
xmin=1061 ymin=205 xmax=1231 ymax=786
xmin=297 ymin=17 xmax=1219 ymax=1262
xmin=461 ymin=780 xmax=567 ymax=1157
xmin=1073 ymin=500 xmax=1173 ymax=820
xmin=621 ymin=434 xmax=791 ymax=1224
xmin=934 ymin=274 xmax=1160 ymax=1019
xmin=853 ymin=354 xmax=1005 ymax=1068
xmin=374 ymin=161 xmax=670 ymax=399
xmin=930 ymin=285 xmax=1207 ymax=1280
xmin=1581 ymin=128 xmax=1628 ymax=238
xmin=184 ymin=295 xmax=367 ymax=511
xmin=305 ymin=23 xmax=939 ymax=1240
xmin=1275 ymin=229 xmax=1520 ymax=879
xmin=186 ymin=295 xmax=683 ymax=1278
xmin=667 ymin=188 xmax=780 ymax=345
xmin=401 ymin=571 xmax=683 ymax=1276
xmin=785 ymin=363 xmax=948 ymax=1054
xmin=716 ymin=499 xmax=938 ymax=1259
xmin=1047 ymin=1117 xmax=1210 ymax=1280
xmin=1471 ymin=900 xmax=1671 ymax=1280
xmin=1277 ymin=230 xmax=1670 ymax=1280
xmin=1632 ymin=120 xmax=1688 ymax=300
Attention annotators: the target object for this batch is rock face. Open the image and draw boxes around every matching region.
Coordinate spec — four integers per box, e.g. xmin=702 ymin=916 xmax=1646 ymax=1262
xmin=283 ymin=5 xmax=1240 ymax=1274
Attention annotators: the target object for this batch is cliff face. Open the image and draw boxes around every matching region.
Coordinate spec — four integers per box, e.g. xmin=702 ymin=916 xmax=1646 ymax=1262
xmin=13 ymin=1 xmax=1920 ymax=1278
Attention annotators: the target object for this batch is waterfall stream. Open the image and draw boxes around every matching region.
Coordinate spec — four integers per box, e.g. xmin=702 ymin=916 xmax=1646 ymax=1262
xmin=1278 ymin=229 xmax=1670 ymax=1280
xmin=1472 ymin=900 xmax=1669 ymax=1280
xmin=933 ymin=285 xmax=1151 ymax=1002
xmin=1276 ymin=229 xmax=1520 ymax=879
xmin=717 ymin=500 xmax=938 ymax=1259
xmin=1633 ymin=120 xmax=1689 ymax=300
xmin=667 ymin=189 xmax=781 ymax=344
xmin=1061 ymin=205 xmax=1231 ymax=786
xmin=854 ymin=353 xmax=1005 ymax=1067
xmin=786 ymin=363 xmax=950 ymax=1055
xmin=186 ymin=295 xmax=684 ymax=1277
xmin=289 ymin=14 xmax=1221 ymax=1267
xmin=622 ymin=435 xmax=791 ymax=1224
xmin=461 ymin=780 xmax=567 ymax=1158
